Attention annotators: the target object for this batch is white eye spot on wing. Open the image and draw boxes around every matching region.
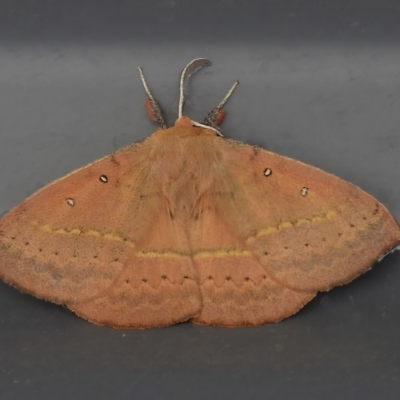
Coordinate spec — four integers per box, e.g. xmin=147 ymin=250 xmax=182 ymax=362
xmin=264 ymin=168 xmax=272 ymax=177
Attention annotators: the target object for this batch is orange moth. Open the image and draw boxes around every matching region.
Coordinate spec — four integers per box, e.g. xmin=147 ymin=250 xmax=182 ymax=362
xmin=0 ymin=58 xmax=399 ymax=328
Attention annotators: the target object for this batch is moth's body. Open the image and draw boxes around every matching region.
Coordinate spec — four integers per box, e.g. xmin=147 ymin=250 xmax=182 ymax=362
xmin=0 ymin=59 xmax=399 ymax=328
xmin=147 ymin=117 xmax=220 ymax=225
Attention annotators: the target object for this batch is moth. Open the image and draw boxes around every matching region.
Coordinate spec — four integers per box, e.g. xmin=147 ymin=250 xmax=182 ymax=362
xmin=0 ymin=58 xmax=399 ymax=328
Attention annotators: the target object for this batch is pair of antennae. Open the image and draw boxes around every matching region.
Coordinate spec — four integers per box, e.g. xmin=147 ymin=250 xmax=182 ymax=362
xmin=138 ymin=58 xmax=239 ymax=135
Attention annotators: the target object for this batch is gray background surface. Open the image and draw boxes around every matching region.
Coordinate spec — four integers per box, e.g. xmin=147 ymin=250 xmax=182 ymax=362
xmin=0 ymin=1 xmax=399 ymax=399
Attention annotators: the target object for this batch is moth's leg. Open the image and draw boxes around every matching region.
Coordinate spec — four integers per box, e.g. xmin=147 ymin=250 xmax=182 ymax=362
xmin=138 ymin=67 xmax=167 ymax=129
xmin=202 ymin=80 xmax=239 ymax=127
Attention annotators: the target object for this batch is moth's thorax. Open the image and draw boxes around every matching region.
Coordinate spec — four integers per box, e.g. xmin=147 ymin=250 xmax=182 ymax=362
xmin=146 ymin=117 xmax=225 ymax=219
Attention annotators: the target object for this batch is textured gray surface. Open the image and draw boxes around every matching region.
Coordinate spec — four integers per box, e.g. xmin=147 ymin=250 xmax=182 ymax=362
xmin=0 ymin=1 xmax=400 ymax=399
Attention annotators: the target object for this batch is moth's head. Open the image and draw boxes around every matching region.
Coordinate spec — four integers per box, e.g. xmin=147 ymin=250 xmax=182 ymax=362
xmin=150 ymin=116 xmax=221 ymax=140
xmin=138 ymin=58 xmax=238 ymax=138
